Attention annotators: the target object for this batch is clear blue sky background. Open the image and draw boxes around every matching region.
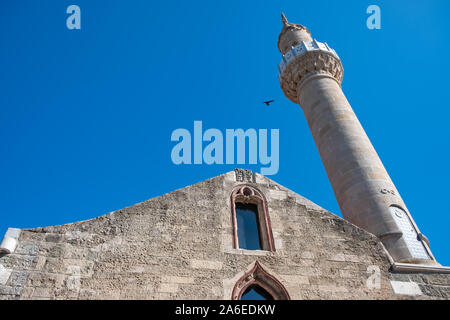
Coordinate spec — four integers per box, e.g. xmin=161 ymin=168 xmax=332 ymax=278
xmin=1 ymin=0 xmax=449 ymax=265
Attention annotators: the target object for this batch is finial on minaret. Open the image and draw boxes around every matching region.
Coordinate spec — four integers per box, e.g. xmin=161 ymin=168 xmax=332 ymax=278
xmin=277 ymin=13 xmax=312 ymax=54
xmin=281 ymin=13 xmax=288 ymax=25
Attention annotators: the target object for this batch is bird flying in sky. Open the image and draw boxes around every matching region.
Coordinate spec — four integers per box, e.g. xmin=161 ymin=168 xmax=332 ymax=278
xmin=263 ymin=100 xmax=274 ymax=106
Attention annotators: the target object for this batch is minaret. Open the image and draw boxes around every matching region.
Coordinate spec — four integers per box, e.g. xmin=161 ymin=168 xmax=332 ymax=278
xmin=277 ymin=14 xmax=438 ymax=265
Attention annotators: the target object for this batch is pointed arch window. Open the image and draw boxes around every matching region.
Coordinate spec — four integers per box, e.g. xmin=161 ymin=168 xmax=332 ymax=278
xmin=231 ymin=185 xmax=275 ymax=251
xmin=232 ymin=262 xmax=290 ymax=300
xmin=241 ymin=285 xmax=274 ymax=300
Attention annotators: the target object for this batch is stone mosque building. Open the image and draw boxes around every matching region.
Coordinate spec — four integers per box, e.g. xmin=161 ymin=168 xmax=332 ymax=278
xmin=0 ymin=15 xmax=449 ymax=300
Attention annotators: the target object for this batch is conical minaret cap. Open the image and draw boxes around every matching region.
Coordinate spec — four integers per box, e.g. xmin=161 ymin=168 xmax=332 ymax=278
xmin=278 ymin=13 xmax=312 ymax=55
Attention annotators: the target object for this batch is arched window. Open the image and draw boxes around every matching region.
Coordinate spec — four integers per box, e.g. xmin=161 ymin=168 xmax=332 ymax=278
xmin=241 ymin=285 xmax=274 ymax=300
xmin=231 ymin=185 xmax=275 ymax=251
xmin=232 ymin=262 xmax=290 ymax=300
xmin=236 ymin=202 xmax=262 ymax=250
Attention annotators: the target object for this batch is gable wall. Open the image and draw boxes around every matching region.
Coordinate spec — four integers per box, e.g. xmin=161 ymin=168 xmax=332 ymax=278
xmin=0 ymin=171 xmax=448 ymax=299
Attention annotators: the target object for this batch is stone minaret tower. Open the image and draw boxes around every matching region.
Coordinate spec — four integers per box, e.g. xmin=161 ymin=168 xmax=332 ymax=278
xmin=277 ymin=14 xmax=439 ymax=265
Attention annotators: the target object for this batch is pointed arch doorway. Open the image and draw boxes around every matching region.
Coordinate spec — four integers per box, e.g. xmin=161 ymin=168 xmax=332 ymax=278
xmin=231 ymin=262 xmax=290 ymax=300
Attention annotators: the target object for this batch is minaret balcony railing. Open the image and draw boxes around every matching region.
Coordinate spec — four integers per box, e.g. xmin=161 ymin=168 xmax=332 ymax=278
xmin=278 ymin=40 xmax=339 ymax=82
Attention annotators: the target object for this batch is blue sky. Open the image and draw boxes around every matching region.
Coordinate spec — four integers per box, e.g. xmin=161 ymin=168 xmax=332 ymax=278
xmin=1 ymin=1 xmax=449 ymax=265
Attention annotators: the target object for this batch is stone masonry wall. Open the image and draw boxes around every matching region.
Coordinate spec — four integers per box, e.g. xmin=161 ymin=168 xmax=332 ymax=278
xmin=0 ymin=171 xmax=449 ymax=299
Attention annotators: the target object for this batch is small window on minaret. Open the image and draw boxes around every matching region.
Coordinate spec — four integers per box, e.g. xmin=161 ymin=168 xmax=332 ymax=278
xmin=236 ymin=203 xmax=262 ymax=250
xmin=230 ymin=185 xmax=275 ymax=251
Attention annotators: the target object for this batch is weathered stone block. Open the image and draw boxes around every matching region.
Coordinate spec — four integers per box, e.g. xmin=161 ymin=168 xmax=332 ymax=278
xmin=0 ymin=265 xmax=12 ymax=285
xmin=390 ymin=281 xmax=422 ymax=296
xmin=159 ymin=283 xmax=178 ymax=293
xmin=190 ymin=259 xmax=222 ymax=270
xmin=161 ymin=276 xmax=194 ymax=284
xmin=7 ymin=271 xmax=29 ymax=287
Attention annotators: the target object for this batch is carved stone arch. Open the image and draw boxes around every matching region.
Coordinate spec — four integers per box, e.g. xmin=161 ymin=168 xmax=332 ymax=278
xmin=230 ymin=184 xmax=275 ymax=251
xmin=232 ymin=261 xmax=290 ymax=300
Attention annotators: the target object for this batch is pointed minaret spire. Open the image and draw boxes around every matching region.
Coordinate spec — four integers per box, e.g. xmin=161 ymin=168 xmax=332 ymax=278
xmin=281 ymin=13 xmax=288 ymax=25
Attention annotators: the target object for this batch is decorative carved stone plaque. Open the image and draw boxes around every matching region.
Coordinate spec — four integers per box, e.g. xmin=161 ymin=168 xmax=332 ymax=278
xmin=234 ymin=169 xmax=256 ymax=183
